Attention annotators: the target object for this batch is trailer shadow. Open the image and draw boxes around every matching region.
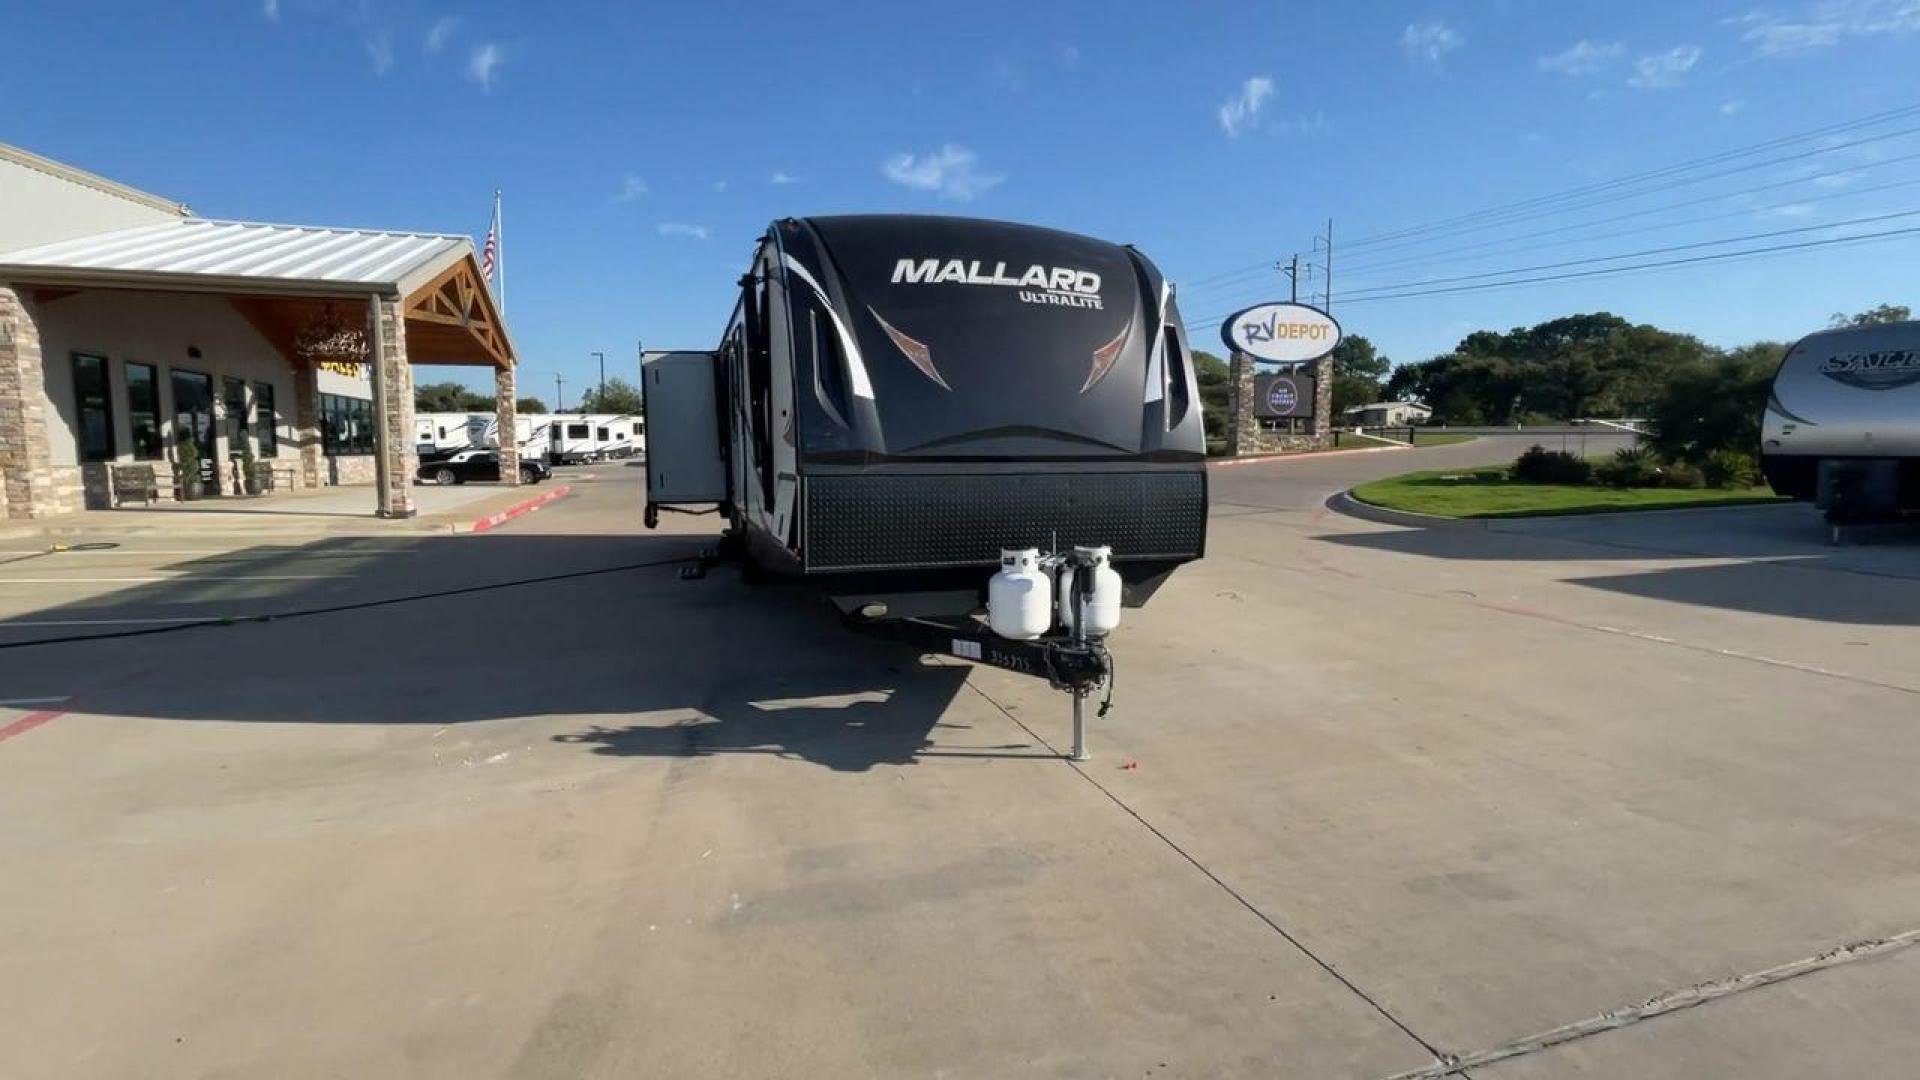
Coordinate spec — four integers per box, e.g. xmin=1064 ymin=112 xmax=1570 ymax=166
xmin=0 ymin=530 xmax=1045 ymax=772
xmin=1319 ymin=504 xmax=1920 ymax=626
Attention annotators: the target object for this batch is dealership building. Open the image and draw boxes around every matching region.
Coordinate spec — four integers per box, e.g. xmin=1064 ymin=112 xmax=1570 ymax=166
xmin=0 ymin=142 xmax=519 ymax=520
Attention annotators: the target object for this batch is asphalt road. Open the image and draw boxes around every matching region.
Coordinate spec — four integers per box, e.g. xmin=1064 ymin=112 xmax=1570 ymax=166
xmin=2 ymin=447 xmax=1917 ymax=1078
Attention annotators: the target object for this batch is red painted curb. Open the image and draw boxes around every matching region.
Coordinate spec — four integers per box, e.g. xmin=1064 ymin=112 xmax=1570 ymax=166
xmin=1208 ymin=443 xmax=1409 ymax=468
xmin=467 ymin=485 xmax=572 ymax=534
xmin=0 ymin=710 xmax=66 ymax=745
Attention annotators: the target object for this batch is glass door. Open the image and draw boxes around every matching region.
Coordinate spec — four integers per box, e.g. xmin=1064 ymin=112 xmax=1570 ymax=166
xmin=170 ymin=369 xmax=217 ymax=494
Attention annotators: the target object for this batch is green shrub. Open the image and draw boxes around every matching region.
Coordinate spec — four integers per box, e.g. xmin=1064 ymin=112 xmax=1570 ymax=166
xmin=1594 ymin=445 xmax=1663 ymax=488
xmin=1701 ymin=449 xmax=1761 ymax=489
xmin=1511 ymin=445 xmax=1593 ymax=485
xmin=1661 ymin=460 xmax=1705 ymax=489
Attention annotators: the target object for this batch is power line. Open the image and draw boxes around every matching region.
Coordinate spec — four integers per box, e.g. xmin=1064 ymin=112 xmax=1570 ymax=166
xmin=1179 ymin=223 xmax=1920 ymax=327
xmin=1333 ymin=123 xmax=1920 ymax=260
xmin=1174 ymin=100 xmax=1920 ymax=294
xmin=1335 ymin=159 xmax=1920 ymax=279
xmin=1342 ymin=102 xmax=1920 ymax=250
xmin=1184 ymin=160 xmax=1920 ymax=314
xmin=1321 ymin=225 xmax=1920 ymax=306
xmin=1335 ymin=207 xmax=1920 ymax=299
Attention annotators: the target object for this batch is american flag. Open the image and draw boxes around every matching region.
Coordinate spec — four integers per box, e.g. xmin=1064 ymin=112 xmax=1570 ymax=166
xmin=481 ymin=197 xmax=499 ymax=283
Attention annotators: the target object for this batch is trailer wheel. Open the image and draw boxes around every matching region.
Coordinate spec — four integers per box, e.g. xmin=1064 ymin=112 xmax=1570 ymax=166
xmin=644 ymin=504 xmax=659 ymax=529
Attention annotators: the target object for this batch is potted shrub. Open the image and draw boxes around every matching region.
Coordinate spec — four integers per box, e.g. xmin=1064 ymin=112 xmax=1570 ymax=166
xmin=176 ymin=440 xmax=203 ymax=501
xmin=237 ymin=439 xmax=261 ymax=496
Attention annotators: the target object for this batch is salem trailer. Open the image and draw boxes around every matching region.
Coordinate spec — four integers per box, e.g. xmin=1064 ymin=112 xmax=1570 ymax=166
xmin=643 ymin=215 xmax=1208 ymax=756
xmin=1762 ymin=320 xmax=1920 ymax=525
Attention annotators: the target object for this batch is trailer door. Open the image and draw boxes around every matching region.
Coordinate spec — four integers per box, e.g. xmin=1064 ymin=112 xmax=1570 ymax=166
xmin=642 ymin=351 xmax=727 ymax=506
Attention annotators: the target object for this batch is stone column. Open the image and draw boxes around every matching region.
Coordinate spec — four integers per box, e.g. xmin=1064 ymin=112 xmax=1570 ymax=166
xmin=370 ymin=297 xmax=417 ymax=518
xmin=494 ymin=365 xmax=520 ymax=485
xmin=1226 ymin=350 xmax=1252 ymax=457
xmin=292 ymin=363 xmax=322 ymax=489
xmin=0 ymin=284 xmax=60 ymax=519
xmin=1312 ymin=353 xmax=1334 ymax=445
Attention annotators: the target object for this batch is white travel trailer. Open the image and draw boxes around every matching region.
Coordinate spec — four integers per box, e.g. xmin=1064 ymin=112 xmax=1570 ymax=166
xmin=464 ymin=413 xmax=550 ymax=464
xmin=1762 ymin=320 xmax=1920 ymax=523
xmin=415 ymin=412 xmax=477 ymax=455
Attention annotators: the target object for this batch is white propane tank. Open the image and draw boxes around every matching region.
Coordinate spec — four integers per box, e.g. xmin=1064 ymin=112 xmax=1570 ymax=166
xmin=1057 ymin=545 xmax=1123 ymax=637
xmin=988 ymin=548 xmax=1052 ymax=640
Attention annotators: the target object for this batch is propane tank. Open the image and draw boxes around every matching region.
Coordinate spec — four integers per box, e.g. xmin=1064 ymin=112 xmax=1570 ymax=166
xmin=988 ymin=548 xmax=1052 ymax=640
xmin=1057 ymin=545 xmax=1123 ymax=638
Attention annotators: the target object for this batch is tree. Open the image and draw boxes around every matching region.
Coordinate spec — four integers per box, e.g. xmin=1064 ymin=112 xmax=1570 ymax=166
xmin=515 ymin=396 xmax=548 ymax=414
xmin=415 ymin=381 xmax=491 ymax=412
xmin=1193 ymin=349 xmax=1231 ymax=445
xmin=1829 ymin=303 xmax=1910 ymax=328
xmin=574 ymin=376 xmax=644 ymax=414
xmin=1329 ymin=334 xmax=1391 ymax=416
xmin=1643 ymin=342 xmax=1784 ymax=465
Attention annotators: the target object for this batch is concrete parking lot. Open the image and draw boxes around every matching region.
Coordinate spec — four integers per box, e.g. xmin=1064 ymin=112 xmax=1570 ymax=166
xmin=2 ymin=442 xmax=1917 ymax=1078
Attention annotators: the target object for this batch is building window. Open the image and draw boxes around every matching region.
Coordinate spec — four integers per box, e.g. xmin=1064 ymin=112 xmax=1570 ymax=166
xmin=254 ymin=383 xmax=278 ymax=458
xmin=71 ymin=353 xmax=115 ymax=462
xmin=223 ymin=377 xmax=249 ymax=459
xmin=126 ymin=362 xmax=162 ymax=460
xmin=320 ymin=393 xmax=375 ymax=455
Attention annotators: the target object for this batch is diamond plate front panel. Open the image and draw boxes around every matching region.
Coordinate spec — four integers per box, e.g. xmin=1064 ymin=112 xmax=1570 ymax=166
xmin=804 ymin=471 xmax=1206 ymax=572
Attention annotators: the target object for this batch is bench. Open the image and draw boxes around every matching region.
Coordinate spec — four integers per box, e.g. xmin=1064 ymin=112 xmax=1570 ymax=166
xmin=108 ymin=464 xmax=162 ymax=507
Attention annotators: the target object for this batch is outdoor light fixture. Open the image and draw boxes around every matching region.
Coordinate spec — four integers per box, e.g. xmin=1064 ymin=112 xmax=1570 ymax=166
xmin=293 ymin=303 xmax=368 ymax=364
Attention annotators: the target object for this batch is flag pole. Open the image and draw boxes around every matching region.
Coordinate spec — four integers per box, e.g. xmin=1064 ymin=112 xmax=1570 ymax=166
xmin=494 ymin=188 xmax=506 ymax=317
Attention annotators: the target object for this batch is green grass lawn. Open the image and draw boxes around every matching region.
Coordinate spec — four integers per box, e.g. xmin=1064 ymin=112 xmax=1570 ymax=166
xmin=1352 ymin=466 xmax=1786 ymax=519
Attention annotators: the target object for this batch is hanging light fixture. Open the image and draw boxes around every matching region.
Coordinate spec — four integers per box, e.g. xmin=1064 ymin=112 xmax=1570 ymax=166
xmin=293 ymin=303 xmax=369 ymax=366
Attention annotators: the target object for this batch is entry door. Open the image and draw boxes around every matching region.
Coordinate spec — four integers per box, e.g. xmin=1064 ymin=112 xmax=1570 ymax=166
xmin=171 ymin=370 xmax=217 ymax=491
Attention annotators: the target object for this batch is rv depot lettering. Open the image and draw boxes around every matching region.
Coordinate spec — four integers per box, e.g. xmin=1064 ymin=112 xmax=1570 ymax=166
xmin=892 ymin=258 xmax=1104 ymax=310
xmin=1242 ymin=315 xmax=1333 ymax=346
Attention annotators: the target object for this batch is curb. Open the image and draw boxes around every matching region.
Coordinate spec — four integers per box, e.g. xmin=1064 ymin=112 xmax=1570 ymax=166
xmin=1209 ymin=443 xmax=1409 ymax=468
xmin=1325 ymin=490 xmax=1487 ymax=530
xmin=459 ymin=485 xmax=572 ymax=534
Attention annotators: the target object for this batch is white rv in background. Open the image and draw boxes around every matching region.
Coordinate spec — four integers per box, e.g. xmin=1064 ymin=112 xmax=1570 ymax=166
xmin=415 ymin=412 xmax=477 ymax=456
xmin=463 ymin=413 xmax=551 ymax=464
xmin=545 ymin=413 xmax=647 ymax=463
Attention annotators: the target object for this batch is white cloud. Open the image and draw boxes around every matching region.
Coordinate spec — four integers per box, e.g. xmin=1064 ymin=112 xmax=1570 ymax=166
xmin=711 ymin=180 xmax=729 ymax=192
xmin=615 ymin=174 xmax=648 ymax=202
xmin=1217 ymin=75 xmax=1274 ymax=137
xmin=263 ymin=0 xmax=280 ymax=20
xmin=881 ymin=144 xmax=1005 ymax=201
xmin=1536 ymin=39 xmax=1625 ymax=75
xmin=1757 ymin=202 xmax=1818 ymax=220
xmin=1628 ymin=44 xmax=1702 ymax=88
xmin=770 ymin=170 xmax=800 ymax=185
xmin=1733 ymin=1 xmax=1920 ymax=56
xmin=426 ymin=16 xmax=459 ymax=55
xmin=657 ymin=222 xmax=710 ymax=241
xmin=467 ymin=43 xmax=503 ymax=92
xmin=365 ymin=31 xmax=394 ymax=76
xmin=1400 ymin=19 xmax=1463 ymax=67
xmin=1720 ymin=98 xmax=1748 ymax=115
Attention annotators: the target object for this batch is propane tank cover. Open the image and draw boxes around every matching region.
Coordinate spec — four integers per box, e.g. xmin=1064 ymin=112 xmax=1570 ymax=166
xmin=989 ymin=548 xmax=1052 ymax=640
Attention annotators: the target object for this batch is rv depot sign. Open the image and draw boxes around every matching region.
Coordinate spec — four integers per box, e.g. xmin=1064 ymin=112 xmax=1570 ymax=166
xmin=1221 ymin=302 xmax=1343 ymax=365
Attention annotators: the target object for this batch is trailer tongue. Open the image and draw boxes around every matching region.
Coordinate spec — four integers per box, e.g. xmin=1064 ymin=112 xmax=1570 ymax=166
xmin=643 ymin=214 xmax=1209 ymax=759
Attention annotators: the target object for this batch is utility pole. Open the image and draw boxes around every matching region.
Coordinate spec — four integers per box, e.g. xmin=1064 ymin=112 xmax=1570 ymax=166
xmin=1281 ymin=253 xmax=1304 ymax=303
xmin=591 ymin=352 xmax=605 ymax=410
xmin=554 ymin=373 xmax=567 ymax=413
xmin=1324 ymin=218 xmax=1335 ymax=313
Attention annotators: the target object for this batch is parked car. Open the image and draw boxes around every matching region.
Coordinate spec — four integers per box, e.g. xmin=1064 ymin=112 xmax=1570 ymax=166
xmin=416 ymin=449 xmax=550 ymax=486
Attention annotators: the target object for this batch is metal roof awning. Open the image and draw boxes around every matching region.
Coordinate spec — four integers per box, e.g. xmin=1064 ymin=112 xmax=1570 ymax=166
xmin=0 ymin=218 xmax=514 ymax=368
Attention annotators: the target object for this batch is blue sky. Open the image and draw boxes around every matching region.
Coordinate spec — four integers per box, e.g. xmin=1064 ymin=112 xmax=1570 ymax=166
xmin=5 ymin=1 xmax=1918 ymax=395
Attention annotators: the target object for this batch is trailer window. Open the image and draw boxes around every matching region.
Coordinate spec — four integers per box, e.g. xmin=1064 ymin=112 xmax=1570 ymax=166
xmin=596 ymin=426 xmax=609 ymax=440
xmin=568 ymin=423 xmax=589 ymax=439
xmin=745 ymin=258 xmax=774 ymax=505
xmin=1164 ymin=324 xmax=1191 ymax=426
